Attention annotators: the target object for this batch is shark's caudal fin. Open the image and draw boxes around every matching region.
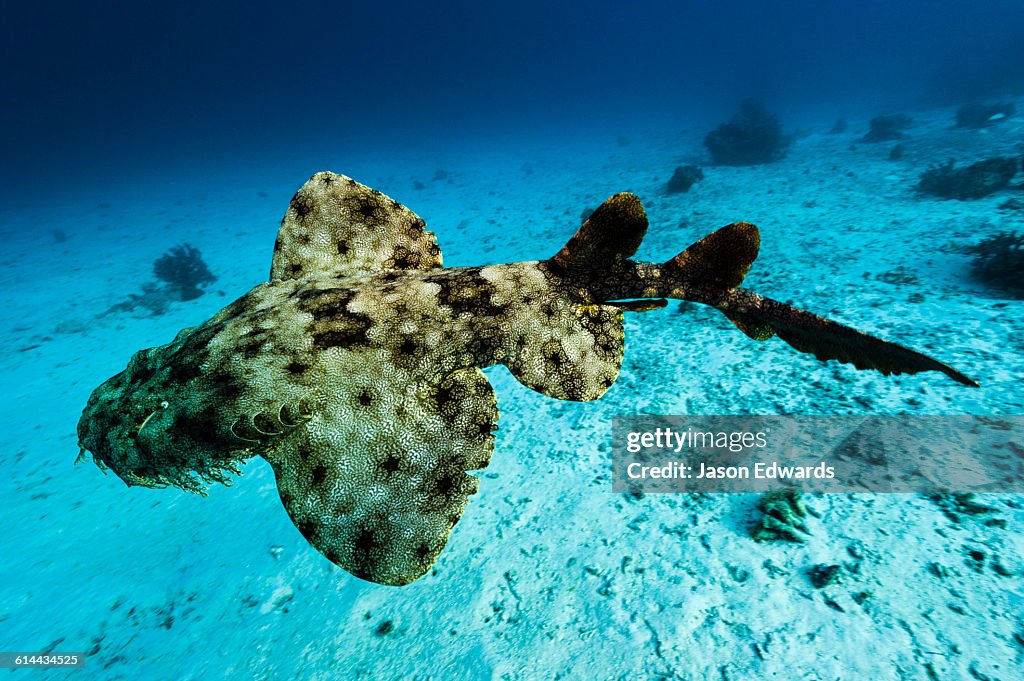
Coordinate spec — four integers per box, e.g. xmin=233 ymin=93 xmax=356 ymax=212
xmin=662 ymin=222 xmax=978 ymax=387
xmin=716 ymin=289 xmax=979 ymax=386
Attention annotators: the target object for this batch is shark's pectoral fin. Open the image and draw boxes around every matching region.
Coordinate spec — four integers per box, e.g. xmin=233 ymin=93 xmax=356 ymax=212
xmin=721 ymin=290 xmax=979 ymax=387
xmin=264 ymin=367 xmax=498 ymax=586
xmin=506 ymin=303 xmax=625 ymax=401
xmin=270 ymin=171 xmax=443 ymax=281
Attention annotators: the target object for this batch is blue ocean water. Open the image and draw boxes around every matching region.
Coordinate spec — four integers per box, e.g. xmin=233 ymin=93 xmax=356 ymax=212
xmin=2 ymin=1 xmax=1022 ymax=678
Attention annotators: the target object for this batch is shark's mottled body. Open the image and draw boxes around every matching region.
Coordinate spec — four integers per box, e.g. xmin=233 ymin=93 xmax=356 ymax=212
xmin=78 ymin=171 xmax=975 ymax=585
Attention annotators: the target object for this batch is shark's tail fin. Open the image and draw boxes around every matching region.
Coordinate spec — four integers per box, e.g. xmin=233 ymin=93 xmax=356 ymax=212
xmin=714 ymin=289 xmax=979 ymax=386
xmin=663 ymin=223 xmax=979 ymax=387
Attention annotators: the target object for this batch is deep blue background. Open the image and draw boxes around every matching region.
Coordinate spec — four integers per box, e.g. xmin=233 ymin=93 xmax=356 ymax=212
xmin=3 ymin=1 xmax=1023 ymax=198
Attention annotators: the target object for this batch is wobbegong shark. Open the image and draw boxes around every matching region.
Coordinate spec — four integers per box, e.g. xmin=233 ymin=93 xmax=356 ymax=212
xmin=77 ymin=171 xmax=976 ymax=585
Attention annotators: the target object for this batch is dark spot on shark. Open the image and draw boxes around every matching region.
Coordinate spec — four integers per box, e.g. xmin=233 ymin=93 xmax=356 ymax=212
xmin=297 ymin=518 xmax=317 ymax=541
xmin=354 ymin=527 xmax=377 ymax=552
xmin=379 ymin=454 xmax=402 ymax=474
xmin=391 ymin=251 xmax=415 ymax=270
xmin=433 ymin=472 xmax=456 ymax=495
xmin=290 ymin=194 xmax=313 ymax=218
xmin=238 ymin=330 xmax=270 ymax=359
xmin=163 ymin=358 xmax=201 ymax=385
xmin=295 ymin=287 xmax=357 ymax=313
xmin=545 ymin=348 xmax=565 ymax=370
xmin=356 ymin=388 xmax=375 ymax=407
xmin=431 ymin=273 xmax=500 ymax=316
xmin=174 ymin=411 xmax=221 ymax=448
xmin=473 ymin=419 xmax=495 ymax=439
xmin=312 ymin=325 xmax=370 ymax=349
xmin=398 ymin=338 xmax=418 ymax=356
xmin=209 ymin=371 xmax=246 ymax=401
xmin=433 ymin=382 xmax=457 ymax=415
xmin=284 ymin=360 xmax=308 ymax=375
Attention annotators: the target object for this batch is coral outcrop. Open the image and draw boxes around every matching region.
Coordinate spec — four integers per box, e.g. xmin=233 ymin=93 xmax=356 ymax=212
xmin=965 ymin=231 xmax=1024 ymax=299
xmin=154 ymin=244 xmax=216 ymax=301
xmin=917 ymin=157 xmax=1018 ymax=200
xmin=954 ymin=101 xmax=1015 ymax=129
xmin=666 ymin=165 xmax=704 ymax=194
xmin=861 ymin=114 xmax=913 ymax=143
xmin=704 ymin=100 xmax=790 ymax=166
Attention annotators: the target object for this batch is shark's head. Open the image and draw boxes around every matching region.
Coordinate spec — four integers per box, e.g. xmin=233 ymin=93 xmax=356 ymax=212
xmin=77 ymin=346 xmax=179 ymax=486
xmin=77 ymin=332 xmax=243 ymax=493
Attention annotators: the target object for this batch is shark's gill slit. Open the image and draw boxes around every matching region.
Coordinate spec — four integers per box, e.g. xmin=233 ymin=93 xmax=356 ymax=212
xmin=229 ymin=416 xmax=263 ymax=444
xmin=278 ymin=403 xmax=298 ymax=427
xmin=278 ymin=402 xmax=313 ymax=428
xmin=252 ymin=412 xmax=284 ymax=436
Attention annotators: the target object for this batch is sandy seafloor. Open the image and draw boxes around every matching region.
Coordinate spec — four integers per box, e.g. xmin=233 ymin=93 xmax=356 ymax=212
xmin=1 ymin=106 xmax=1022 ymax=680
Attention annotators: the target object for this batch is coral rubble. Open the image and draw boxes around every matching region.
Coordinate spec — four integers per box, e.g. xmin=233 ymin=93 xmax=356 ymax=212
xmin=751 ymin=489 xmax=814 ymax=542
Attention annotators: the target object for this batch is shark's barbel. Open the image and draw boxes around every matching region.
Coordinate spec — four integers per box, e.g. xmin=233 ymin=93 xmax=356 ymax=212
xmin=77 ymin=171 xmax=976 ymax=585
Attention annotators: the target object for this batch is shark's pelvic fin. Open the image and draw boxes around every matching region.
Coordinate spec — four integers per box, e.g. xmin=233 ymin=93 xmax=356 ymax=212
xmin=505 ymin=302 xmax=626 ymax=402
xmin=503 ymin=193 xmax=653 ymax=402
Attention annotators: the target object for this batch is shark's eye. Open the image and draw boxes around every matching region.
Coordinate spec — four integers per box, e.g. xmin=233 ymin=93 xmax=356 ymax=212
xmin=138 ymin=400 xmax=170 ymax=433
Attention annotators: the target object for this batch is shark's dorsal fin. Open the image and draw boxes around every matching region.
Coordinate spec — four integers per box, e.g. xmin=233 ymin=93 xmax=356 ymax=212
xmin=552 ymin=193 xmax=648 ymax=270
xmin=270 ymin=172 xmax=443 ymax=281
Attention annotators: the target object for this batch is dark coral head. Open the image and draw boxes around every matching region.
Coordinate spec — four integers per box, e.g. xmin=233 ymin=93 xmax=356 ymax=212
xmin=153 ymin=244 xmax=217 ymax=301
